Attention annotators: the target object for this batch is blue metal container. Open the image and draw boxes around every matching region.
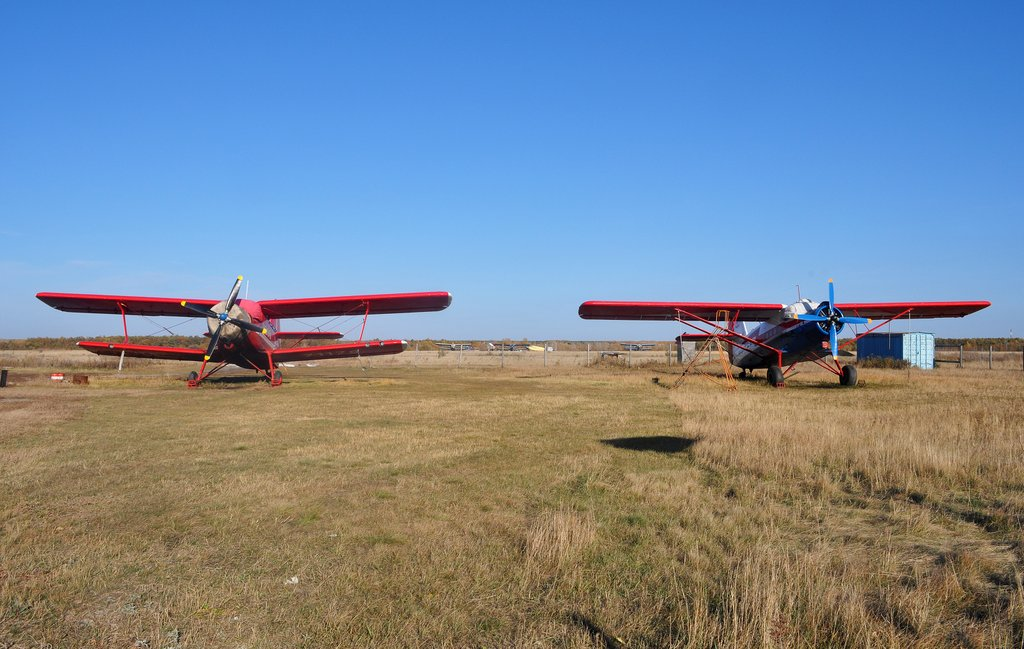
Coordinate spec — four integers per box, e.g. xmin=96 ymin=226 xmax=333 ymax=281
xmin=857 ymin=332 xmax=935 ymax=369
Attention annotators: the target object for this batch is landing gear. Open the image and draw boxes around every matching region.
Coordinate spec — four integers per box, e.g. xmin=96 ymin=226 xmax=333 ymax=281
xmin=839 ymin=364 xmax=858 ymax=387
xmin=767 ymin=366 xmax=785 ymax=388
xmin=270 ymin=369 xmax=283 ymax=387
xmin=186 ymin=371 xmax=199 ymax=388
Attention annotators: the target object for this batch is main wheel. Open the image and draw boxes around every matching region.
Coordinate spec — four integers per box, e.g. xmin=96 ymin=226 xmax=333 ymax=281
xmin=767 ymin=366 xmax=784 ymax=387
xmin=187 ymin=371 xmax=198 ymax=381
xmin=840 ymin=364 xmax=858 ymax=387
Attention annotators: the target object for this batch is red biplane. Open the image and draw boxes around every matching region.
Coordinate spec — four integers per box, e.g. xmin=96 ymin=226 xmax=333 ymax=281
xmin=37 ymin=276 xmax=452 ymax=387
xmin=579 ymin=279 xmax=989 ymax=387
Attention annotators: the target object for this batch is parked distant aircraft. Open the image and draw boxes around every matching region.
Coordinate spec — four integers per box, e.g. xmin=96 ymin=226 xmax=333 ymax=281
xmin=38 ymin=276 xmax=452 ymax=387
xmin=620 ymin=343 xmax=655 ymax=351
xmin=580 ymin=279 xmax=989 ymax=387
xmin=437 ymin=343 xmax=475 ymax=351
xmin=486 ymin=342 xmax=531 ymax=352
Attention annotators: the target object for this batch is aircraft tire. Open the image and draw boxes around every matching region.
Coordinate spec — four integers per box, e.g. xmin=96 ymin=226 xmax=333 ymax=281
xmin=767 ymin=366 xmax=784 ymax=387
xmin=187 ymin=371 xmax=198 ymax=382
xmin=840 ymin=364 xmax=858 ymax=387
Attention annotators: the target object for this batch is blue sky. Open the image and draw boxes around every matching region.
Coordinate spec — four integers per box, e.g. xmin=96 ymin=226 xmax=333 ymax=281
xmin=2 ymin=2 xmax=1021 ymax=340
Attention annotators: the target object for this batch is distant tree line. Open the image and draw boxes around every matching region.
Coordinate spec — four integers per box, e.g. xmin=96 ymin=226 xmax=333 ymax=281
xmin=935 ymin=338 xmax=1023 ymax=351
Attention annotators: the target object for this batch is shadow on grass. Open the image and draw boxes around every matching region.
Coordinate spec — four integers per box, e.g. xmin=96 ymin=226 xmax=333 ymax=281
xmin=199 ymin=375 xmax=268 ymax=387
xmin=601 ymin=435 xmax=698 ymax=453
xmin=568 ymin=612 xmax=626 ymax=649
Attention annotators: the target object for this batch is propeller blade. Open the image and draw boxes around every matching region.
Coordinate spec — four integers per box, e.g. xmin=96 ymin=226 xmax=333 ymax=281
xmin=828 ymin=278 xmax=835 ymax=309
xmin=231 ymin=318 xmax=268 ymax=335
xmin=838 ymin=316 xmax=870 ymax=325
xmin=829 ymin=322 xmax=839 ymax=359
xmin=181 ymin=300 xmax=217 ymax=318
xmin=224 ymin=275 xmax=244 ymax=312
xmin=205 ymin=323 xmax=223 ymax=360
xmin=797 ymin=313 xmax=829 ymax=322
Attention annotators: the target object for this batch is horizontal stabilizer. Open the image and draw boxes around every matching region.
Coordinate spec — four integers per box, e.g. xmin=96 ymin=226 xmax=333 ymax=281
xmin=273 ymin=331 xmax=342 ymax=340
xmin=675 ymin=333 xmax=731 ymax=341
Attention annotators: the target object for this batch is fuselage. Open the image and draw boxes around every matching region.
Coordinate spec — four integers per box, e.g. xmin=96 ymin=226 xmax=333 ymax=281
xmin=208 ymin=299 xmax=282 ymax=370
xmin=728 ymin=299 xmax=836 ymax=369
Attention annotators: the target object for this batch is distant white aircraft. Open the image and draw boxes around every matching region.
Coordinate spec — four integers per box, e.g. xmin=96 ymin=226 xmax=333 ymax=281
xmin=437 ymin=343 xmax=475 ymax=351
xmin=620 ymin=343 xmax=655 ymax=352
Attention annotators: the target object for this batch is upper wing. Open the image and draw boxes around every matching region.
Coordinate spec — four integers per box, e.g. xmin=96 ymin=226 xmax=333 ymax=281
xmin=835 ymin=301 xmax=991 ymax=319
xmin=77 ymin=341 xmax=213 ymax=362
xmin=270 ymin=340 xmax=408 ymax=363
xmin=579 ymin=301 xmax=784 ymax=322
xmin=259 ymin=292 xmax=452 ymax=319
xmin=37 ymin=293 xmax=218 ymax=317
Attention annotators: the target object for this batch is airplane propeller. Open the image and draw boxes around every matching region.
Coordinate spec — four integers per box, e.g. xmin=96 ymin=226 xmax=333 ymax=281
xmin=796 ymin=279 xmax=870 ymax=359
xmin=180 ymin=275 xmax=267 ymax=360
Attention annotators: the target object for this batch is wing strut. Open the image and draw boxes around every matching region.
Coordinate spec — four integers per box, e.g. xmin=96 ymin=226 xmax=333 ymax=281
xmin=118 ymin=302 xmax=130 ymax=342
xmin=675 ymin=307 xmax=785 ymax=373
xmin=118 ymin=301 xmax=129 ymax=373
xmin=837 ymin=307 xmax=913 ymax=353
xmin=358 ymin=301 xmax=371 ymax=341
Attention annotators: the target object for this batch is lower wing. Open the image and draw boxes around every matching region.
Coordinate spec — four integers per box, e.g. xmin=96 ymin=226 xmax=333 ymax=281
xmin=270 ymin=340 xmax=408 ymax=363
xmin=78 ymin=341 xmax=213 ymax=362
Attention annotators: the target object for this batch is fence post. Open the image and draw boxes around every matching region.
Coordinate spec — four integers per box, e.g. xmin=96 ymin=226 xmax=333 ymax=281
xmin=544 ymin=344 xmax=547 ymax=367
xmin=959 ymin=345 xmax=963 ymax=369
xmin=989 ymin=345 xmax=993 ymax=370
xmin=587 ymin=343 xmax=590 ymax=366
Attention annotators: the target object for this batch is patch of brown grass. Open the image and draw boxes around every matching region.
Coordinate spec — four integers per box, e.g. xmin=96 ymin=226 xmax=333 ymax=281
xmin=1 ymin=363 xmax=1022 ymax=647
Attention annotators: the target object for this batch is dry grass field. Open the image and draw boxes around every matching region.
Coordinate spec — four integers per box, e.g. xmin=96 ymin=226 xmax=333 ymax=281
xmin=1 ymin=354 xmax=1023 ymax=647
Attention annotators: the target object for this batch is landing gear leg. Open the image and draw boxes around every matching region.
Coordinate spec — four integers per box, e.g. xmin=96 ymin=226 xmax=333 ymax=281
xmin=767 ymin=365 xmax=785 ymax=388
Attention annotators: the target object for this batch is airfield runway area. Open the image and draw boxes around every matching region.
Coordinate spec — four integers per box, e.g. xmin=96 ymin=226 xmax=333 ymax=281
xmin=1 ymin=354 xmax=1022 ymax=647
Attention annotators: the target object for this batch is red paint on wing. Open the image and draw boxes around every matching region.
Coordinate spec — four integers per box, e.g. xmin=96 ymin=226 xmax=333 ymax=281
xmin=274 ymin=331 xmax=342 ymax=340
xmin=579 ymin=301 xmax=783 ymax=322
xmin=37 ymin=293 xmax=217 ymax=317
xmin=836 ymin=301 xmax=990 ymax=319
xmin=259 ymin=292 xmax=452 ymax=319
xmin=271 ymin=340 xmax=408 ymax=363
xmin=77 ymin=341 xmax=213 ymax=361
